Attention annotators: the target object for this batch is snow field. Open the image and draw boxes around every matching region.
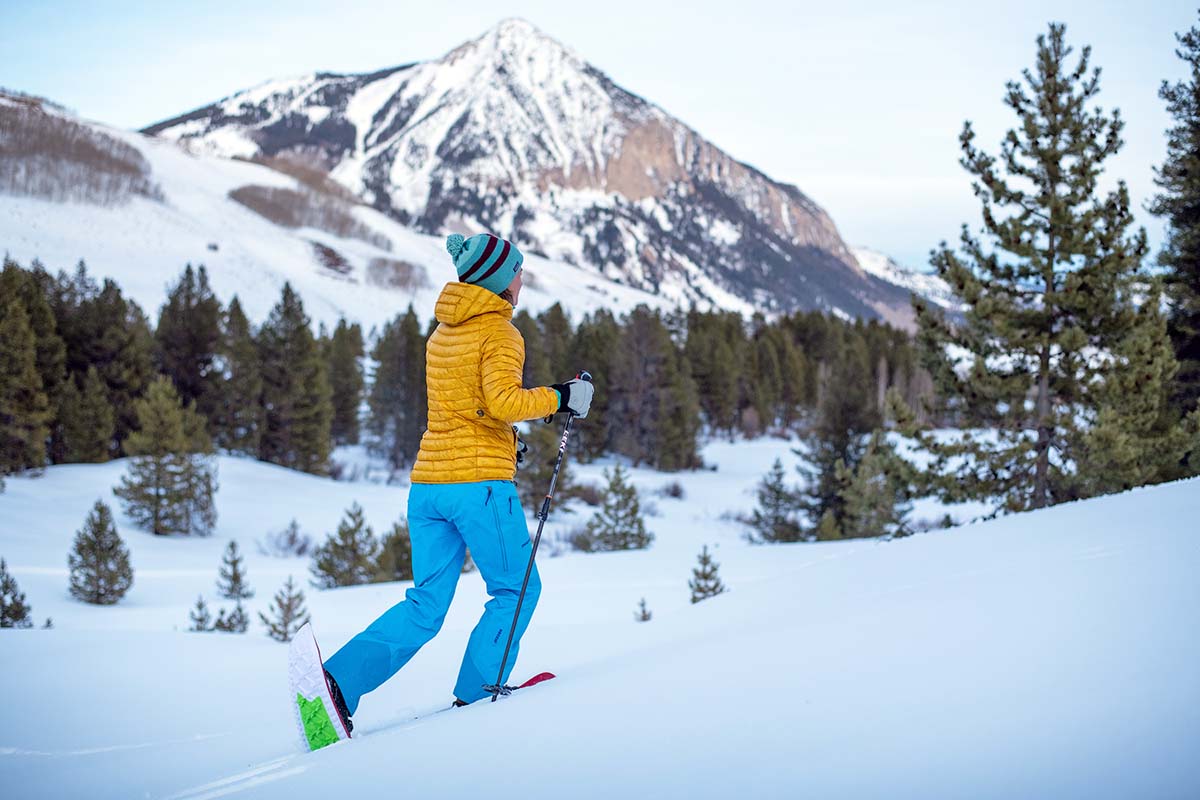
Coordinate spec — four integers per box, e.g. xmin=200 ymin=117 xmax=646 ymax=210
xmin=0 ymin=438 xmax=1198 ymax=798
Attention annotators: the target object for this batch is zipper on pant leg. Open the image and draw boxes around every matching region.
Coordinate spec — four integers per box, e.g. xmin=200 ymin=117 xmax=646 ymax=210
xmin=487 ymin=485 xmax=509 ymax=571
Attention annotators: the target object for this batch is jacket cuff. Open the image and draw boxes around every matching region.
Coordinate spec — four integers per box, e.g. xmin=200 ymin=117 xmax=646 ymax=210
xmin=550 ymin=383 xmax=569 ymax=412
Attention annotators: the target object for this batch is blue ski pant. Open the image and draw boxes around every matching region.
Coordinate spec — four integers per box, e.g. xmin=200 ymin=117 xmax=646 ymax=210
xmin=324 ymin=480 xmax=541 ymax=712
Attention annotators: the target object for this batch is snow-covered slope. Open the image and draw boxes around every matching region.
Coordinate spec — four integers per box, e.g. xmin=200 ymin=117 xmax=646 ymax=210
xmin=141 ymin=18 xmax=917 ymax=321
xmin=1 ymin=439 xmax=1197 ymax=799
xmin=0 ymin=95 xmax=673 ymax=331
xmin=853 ymin=245 xmax=961 ymax=312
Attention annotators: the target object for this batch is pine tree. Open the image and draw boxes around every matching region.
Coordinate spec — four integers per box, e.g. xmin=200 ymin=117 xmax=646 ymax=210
xmin=68 ymin=500 xmax=133 ymax=605
xmin=537 ymin=303 xmax=574 ymax=380
xmin=899 ymin=24 xmax=1198 ymax=513
xmin=366 ymin=307 xmax=426 ymax=471
xmin=688 ymin=545 xmax=726 ymax=604
xmin=155 ymin=265 xmax=223 ymax=425
xmin=795 ymin=332 xmax=878 ymax=533
xmin=212 ymin=296 xmax=263 ymax=455
xmin=216 ymin=540 xmax=254 ymax=601
xmin=327 ymin=318 xmax=365 ymax=446
xmin=115 ymin=376 xmax=218 ymax=536
xmin=0 ymin=557 xmax=34 ymax=628
xmin=1151 ymin=15 xmax=1200 ymax=421
xmin=258 ymin=575 xmax=310 ymax=642
xmin=634 ymin=597 xmax=652 ymax=623
xmin=837 ymin=430 xmax=916 ymax=539
xmin=213 ymin=603 xmax=249 ymax=633
xmin=1 ymin=259 xmax=66 ymax=461
xmin=189 ymin=595 xmax=213 ymax=632
xmin=258 ymin=283 xmax=333 ymax=474
xmin=374 ymin=520 xmax=414 ymax=583
xmin=48 ymin=267 xmax=155 ymax=457
xmin=582 ymin=465 xmax=652 ymax=551
xmin=610 ymin=307 xmax=700 ymax=470
xmin=746 ymin=458 xmax=803 ymax=543
xmin=57 ymin=366 xmax=114 ymax=463
xmin=311 ymin=503 xmax=381 ymax=588
xmin=567 ymin=309 xmax=620 ymax=459
xmin=512 ymin=310 xmax=552 ymax=387
xmin=0 ymin=294 xmax=51 ymax=477
xmin=685 ymin=311 xmax=744 ymax=438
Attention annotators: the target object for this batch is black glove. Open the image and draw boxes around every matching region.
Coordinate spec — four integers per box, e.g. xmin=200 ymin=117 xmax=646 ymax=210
xmin=516 ymin=436 xmax=529 ymax=469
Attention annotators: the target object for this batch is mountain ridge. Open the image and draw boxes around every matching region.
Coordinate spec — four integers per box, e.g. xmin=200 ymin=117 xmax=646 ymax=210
xmin=141 ymin=18 xmax=918 ymax=323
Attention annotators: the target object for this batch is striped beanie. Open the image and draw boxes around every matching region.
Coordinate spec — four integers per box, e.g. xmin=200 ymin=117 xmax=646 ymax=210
xmin=445 ymin=233 xmax=524 ymax=296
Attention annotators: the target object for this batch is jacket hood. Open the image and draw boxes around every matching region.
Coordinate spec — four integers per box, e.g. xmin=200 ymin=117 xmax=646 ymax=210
xmin=434 ymin=281 xmax=514 ymax=326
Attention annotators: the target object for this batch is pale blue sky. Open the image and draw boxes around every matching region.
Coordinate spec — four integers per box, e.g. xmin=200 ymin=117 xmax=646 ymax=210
xmin=2 ymin=0 xmax=1194 ymax=268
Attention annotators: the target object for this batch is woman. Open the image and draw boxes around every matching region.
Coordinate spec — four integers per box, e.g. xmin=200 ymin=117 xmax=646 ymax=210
xmin=321 ymin=232 xmax=594 ymax=729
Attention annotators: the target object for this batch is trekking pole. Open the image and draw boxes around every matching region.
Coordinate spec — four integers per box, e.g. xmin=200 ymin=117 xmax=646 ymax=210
xmin=486 ymin=370 xmax=591 ymax=702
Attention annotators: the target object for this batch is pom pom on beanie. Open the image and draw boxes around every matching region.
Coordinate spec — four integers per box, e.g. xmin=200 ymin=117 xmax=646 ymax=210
xmin=445 ymin=233 xmax=466 ymax=260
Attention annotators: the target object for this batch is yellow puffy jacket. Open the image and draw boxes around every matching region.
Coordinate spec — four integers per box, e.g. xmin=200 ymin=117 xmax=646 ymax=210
xmin=410 ymin=282 xmax=560 ymax=484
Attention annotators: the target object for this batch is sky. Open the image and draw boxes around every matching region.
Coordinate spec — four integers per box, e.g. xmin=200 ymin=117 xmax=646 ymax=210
xmin=1 ymin=0 xmax=1194 ymax=269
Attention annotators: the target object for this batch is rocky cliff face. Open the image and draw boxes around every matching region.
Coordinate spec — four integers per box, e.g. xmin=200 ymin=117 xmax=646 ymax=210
xmin=145 ymin=18 xmax=914 ymax=320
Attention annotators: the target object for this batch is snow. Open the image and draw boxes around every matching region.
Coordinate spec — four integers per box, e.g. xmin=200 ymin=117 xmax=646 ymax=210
xmin=852 ymin=245 xmax=961 ymax=311
xmin=0 ymin=117 xmax=672 ymax=332
xmin=2 ymin=434 xmax=1198 ymax=799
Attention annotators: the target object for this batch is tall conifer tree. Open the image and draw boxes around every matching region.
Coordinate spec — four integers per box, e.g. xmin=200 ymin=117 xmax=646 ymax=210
xmin=58 ymin=366 xmax=114 ymax=463
xmin=257 ymin=283 xmax=332 ymax=475
xmin=327 ymin=318 xmax=365 ymax=446
xmin=367 ymin=307 xmax=427 ymax=471
xmin=155 ymin=265 xmax=223 ymax=425
xmin=900 ymin=24 xmax=1198 ymax=512
xmin=212 ymin=296 xmax=263 ymax=455
xmin=0 ymin=295 xmax=51 ymax=478
xmin=1151 ymin=15 xmax=1200 ymax=420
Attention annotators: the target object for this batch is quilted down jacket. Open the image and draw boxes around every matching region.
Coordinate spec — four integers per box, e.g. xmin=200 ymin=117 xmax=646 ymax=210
xmin=409 ymin=282 xmax=560 ymax=484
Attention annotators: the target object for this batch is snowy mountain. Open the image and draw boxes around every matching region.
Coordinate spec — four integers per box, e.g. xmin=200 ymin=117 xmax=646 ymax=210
xmin=0 ymin=90 xmax=673 ymax=332
xmin=2 ymin=438 xmax=1198 ymax=799
xmin=852 ymin=246 xmax=962 ymax=312
xmin=142 ymin=18 xmax=918 ymax=321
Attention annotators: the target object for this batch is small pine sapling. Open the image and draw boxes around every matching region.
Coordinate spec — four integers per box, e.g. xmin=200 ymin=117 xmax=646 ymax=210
xmin=634 ymin=597 xmax=652 ymax=623
xmin=68 ymin=500 xmax=133 ymax=605
xmin=310 ymin=503 xmax=381 ymax=588
xmin=189 ymin=595 xmax=213 ymax=632
xmin=374 ymin=520 xmax=414 ymax=582
xmin=258 ymin=575 xmax=310 ymax=642
xmin=0 ymin=558 xmax=34 ymax=628
xmin=216 ymin=540 xmax=254 ymax=601
xmin=689 ymin=545 xmax=727 ymax=604
xmin=213 ymin=602 xmax=249 ymax=633
xmin=582 ymin=464 xmax=653 ymax=551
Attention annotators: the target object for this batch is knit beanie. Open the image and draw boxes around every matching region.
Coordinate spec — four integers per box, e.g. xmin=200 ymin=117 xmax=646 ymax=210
xmin=445 ymin=233 xmax=524 ymax=296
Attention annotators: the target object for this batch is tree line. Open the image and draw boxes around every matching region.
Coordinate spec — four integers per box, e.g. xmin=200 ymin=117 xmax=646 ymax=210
xmin=0 ymin=255 xmax=929 ymax=487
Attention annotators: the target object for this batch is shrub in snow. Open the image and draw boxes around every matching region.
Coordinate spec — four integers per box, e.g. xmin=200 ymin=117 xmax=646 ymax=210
xmin=634 ymin=597 xmax=652 ymax=623
xmin=189 ymin=595 xmax=213 ymax=632
xmin=374 ymin=520 xmax=413 ymax=583
xmin=657 ymin=481 xmax=686 ymax=500
xmin=213 ymin=603 xmax=249 ymax=633
xmin=578 ymin=465 xmax=653 ymax=552
xmin=114 ymin=377 xmax=217 ymax=536
xmin=0 ymin=557 xmax=34 ymax=628
xmin=258 ymin=519 xmax=312 ymax=558
xmin=689 ymin=545 xmax=726 ymax=604
xmin=258 ymin=576 xmax=310 ymax=643
xmin=745 ymin=458 xmax=804 ymax=544
xmin=216 ymin=541 xmax=254 ymax=601
xmin=68 ymin=500 xmax=133 ymax=605
xmin=311 ymin=503 xmax=381 ymax=588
